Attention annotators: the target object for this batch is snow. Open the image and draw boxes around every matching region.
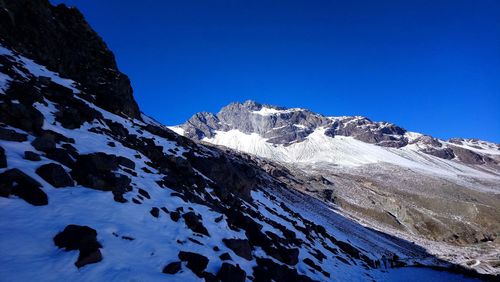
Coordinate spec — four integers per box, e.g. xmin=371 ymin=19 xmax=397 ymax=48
xmin=203 ymin=128 xmax=500 ymax=183
xmin=252 ymin=107 xmax=303 ymax=116
xmin=169 ymin=126 xmax=185 ymax=135
xmin=0 ymin=43 xmax=79 ymax=93
xmin=0 ymin=72 xmax=10 ymax=93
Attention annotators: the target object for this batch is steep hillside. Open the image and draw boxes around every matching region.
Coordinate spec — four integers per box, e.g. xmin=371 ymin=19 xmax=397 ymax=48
xmin=0 ymin=0 xmax=496 ymax=281
xmin=174 ymin=101 xmax=500 ymax=275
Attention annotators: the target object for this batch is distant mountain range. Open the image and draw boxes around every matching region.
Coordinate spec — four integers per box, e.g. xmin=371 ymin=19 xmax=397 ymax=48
xmin=172 ymin=100 xmax=500 ymax=274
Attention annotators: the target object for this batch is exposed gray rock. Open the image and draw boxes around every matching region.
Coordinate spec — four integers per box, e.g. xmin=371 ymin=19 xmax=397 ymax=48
xmin=180 ymin=100 xmax=408 ymax=147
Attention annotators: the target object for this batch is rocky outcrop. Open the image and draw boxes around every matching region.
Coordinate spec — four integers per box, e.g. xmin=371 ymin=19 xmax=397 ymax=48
xmin=178 ymin=251 xmax=209 ymax=277
xmin=0 ymin=0 xmax=141 ymax=119
xmin=70 ymin=153 xmax=133 ymax=202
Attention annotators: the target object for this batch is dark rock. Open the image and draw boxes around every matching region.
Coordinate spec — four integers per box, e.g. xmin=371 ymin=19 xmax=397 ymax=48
xmin=323 ymin=189 xmax=334 ymax=201
xmin=182 ymin=212 xmax=210 ymax=236
xmin=336 ymin=241 xmax=360 ymax=259
xmin=117 ymin=156 xmax=135 ymax=169
xmin=422 ymin=148 xmax=455 ymax=160
xmin=150 ymin=207 xmax=160 ymax=218
xmin=0 ymin=100 xmax=44 ymax=134
xmin=31 ymin=133 xmax=56 ymax=152
xmin=178 ymin=251 xmax=209 ymax=277
xmin=222 ymin=239 xmax=253 ymax=261
xmin=45 ymin=148 xmax=75 ymax=168
xmin=202 ymin=272 xmax=218 ymax=282
xmin=53 ymin=224 xmax=103 ymax=268
xmin=217 ymin=263 xmax=246 ymax=282
xmin=253 ymin=258 xmax=316 ymax=282
xmin=170 ymin=211 xmax=180 ymax=222
xmin=0 ymin=168 xmax=48 ymax=206
xmin=138 ymin=188 xmax=150 ymax=199
xmin=0 ymin=127 xmax=28 ymax=142
xmin=24 ymin=151 xmax=41 ymax=161
xmin=162 ymin=261 xmax=182 ymax=274
xmin=0 ymin=0 xmax=141 ymax=119
xmin=36 ymin=163 xmax=74 ymax=187
xmin=219 ymin=252 xmax=232 ymax=261
xmin=450 ymin=146 xmax=485 ymax=165
xmin=0 ymin=146 xmax=6 ymax=168
xmin=70 ymin=153 xmax=132 ymax=202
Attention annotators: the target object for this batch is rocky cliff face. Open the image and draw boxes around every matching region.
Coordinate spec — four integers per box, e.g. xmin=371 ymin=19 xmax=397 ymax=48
xmin=0 ymin=0 xmax=141 ymax=119
xmin=182 ymin=100 xmax=409 ymax=147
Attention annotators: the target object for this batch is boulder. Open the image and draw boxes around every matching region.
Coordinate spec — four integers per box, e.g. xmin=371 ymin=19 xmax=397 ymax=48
xmin=216 ymin=263 xmax=246 ymax=282
xmin=0 ymin=127 xmax=28 ymax=142
xmin=219 ymin=252 xmax=232 ymax=261
xmin=222 ymin=239 xmax=253 ymax=261
xmin=53 ymin=224 xmax=102 ymax=268
xmin=0 ymin=101 xmax=44 ymax=134
xmin=253 ymin=258 xmax=316 ymax=282
xmin=178 ymin=251 xmax=209 ymax=277
xmin=24 ymin=151 xmax=41 ymax=161
xmin=182 ymin=212 xmax=209 ymax=236
xmin=70 ymin=153 xmax=132 ymax=202
xmin=0 ymin=168 xmax=48 ymax=206
xmin=0 ymin=146 xmax=6 ymax=168
xmin=150 ymin=207 xmax=160 ymax=218
xmin=36 ymin=163 xmax=74 ymax=187
xmin=31 ymin=133 xmax=56 ymax=152
xmin=162 ymin=261 xmax=182 ymax=274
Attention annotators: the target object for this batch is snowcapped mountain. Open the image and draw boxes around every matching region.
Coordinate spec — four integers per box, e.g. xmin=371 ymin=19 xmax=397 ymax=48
xmin=0 ymin=0 xmax=496 ymax=281
xmin=173 ymin=100 xmax=500 ymax=275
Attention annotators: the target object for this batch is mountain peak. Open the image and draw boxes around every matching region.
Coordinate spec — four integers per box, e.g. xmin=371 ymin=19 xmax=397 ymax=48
xmin=179 ymin=100 xmax=408 ymax=147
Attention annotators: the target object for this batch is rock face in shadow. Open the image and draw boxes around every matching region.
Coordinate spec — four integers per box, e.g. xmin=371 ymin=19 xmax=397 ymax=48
xmin=0 ymin=0 xmax=140 ymax=119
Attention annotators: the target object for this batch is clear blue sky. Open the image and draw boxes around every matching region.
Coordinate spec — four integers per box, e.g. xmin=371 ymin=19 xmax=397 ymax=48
xmin=52 ymin=0 xmax=499 ymax=142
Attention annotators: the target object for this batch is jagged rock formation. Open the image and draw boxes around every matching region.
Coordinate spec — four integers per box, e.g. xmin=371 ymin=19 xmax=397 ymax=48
xmin=0 ymin=0 xmax=497 ymax=281
xmin=0 ymin=0 xmax=140 ymax=118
